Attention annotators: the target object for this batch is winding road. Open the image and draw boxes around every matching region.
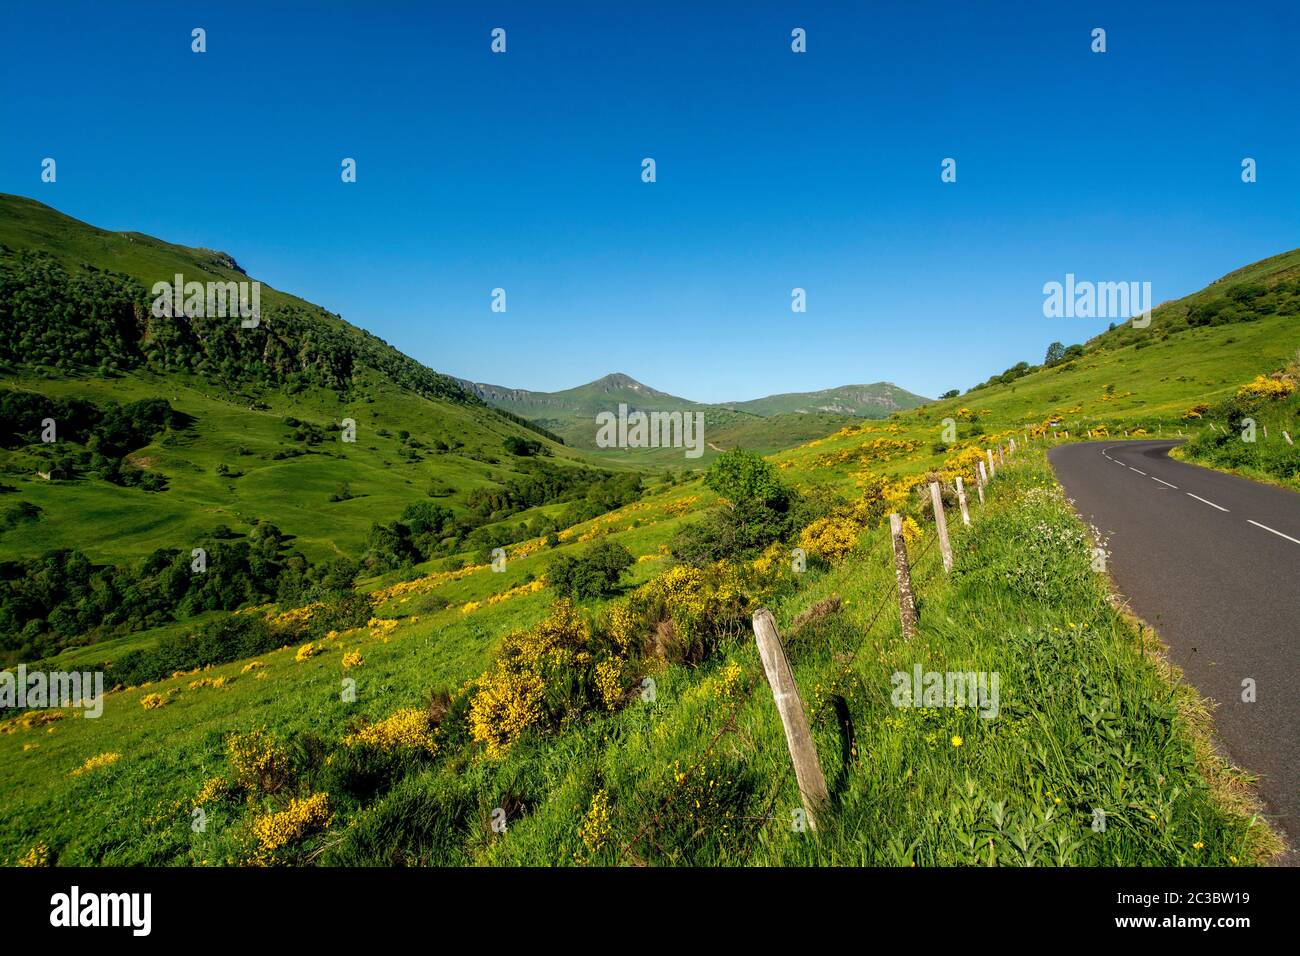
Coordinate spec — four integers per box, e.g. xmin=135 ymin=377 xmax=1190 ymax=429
xmin=1049 ymin=439 xmax=1299 ymax=863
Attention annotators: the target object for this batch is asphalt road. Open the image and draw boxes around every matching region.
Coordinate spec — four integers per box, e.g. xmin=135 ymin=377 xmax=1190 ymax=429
xmin=1049 ymin=439 xmax=1300 ymax=862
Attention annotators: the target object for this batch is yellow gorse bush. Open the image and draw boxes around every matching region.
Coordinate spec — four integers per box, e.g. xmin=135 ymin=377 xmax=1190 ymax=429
xmin=344 ymin=708 xmax=437 ymax=754
xmin=139 ymin=693 xmax=167 ymax=710
xmin=294 ymin=642 xmax=323 ymax=662
xmin=341 ymin=650 xmax=364 ymax=669
xmin=594 ymin=657 xmax=625 ymax=710
xmin=248 ymin=792 xmax=331 ymax=865
xmin=468 ymin=600 xmax=594 ymax=758
xmin=226 ymin=728 xmax=290 ymax=794
xmin=1237 ymin=374 xmax=1296 ymax=402
xmin=578 ymin=789 xmax=613 ymax=857
xmin=798 ymin=515 xmax=861 ymax=562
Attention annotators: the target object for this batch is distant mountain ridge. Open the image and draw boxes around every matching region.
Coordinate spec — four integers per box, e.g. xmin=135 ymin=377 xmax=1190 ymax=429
xmin=720 ymin=382 xmax=930 ymax=417
xmin=455 ymin=372 xmax=930 ymax=421
xmin=451 ymin=371 xmax=930 ymax=462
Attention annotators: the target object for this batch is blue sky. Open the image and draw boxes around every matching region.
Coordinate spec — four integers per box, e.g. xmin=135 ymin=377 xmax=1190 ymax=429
xmin=2 ymin=1 xmax=1297 ymax=402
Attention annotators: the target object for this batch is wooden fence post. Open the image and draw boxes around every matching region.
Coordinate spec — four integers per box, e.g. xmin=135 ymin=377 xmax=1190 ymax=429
xmin=986 ymin=448 xmax=996 ymax=478
xmin=888 ymin=514 xmax=919 ymax=640
xmin=955 ymin=476 xmax=971 ymax=525
xmin=1284 ymin=431 xmax=1294 ymax=445
xmin=929 ymin=482 xmax=953 ymax=573
xmin=975 ymin=461 xmax=987 ymax=504
xmin=1009 ymin=437 xmax=1016 ymax=456
xmin=997 ymin=445 xmax=1005 ymax=467
xmin=753 ymin=609 xmax=830 ymax=830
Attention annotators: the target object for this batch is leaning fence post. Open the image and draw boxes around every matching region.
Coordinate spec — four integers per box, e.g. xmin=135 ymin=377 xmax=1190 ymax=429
xmin=975 ymin=461 xmax=987 ymax=504
xmin=752 ymin=608 xmax=829 ymax=831
xmin=955 ymin=476 xmax=971 ymax=525
xmin=929 ymin=482 xmax=953 ymax=573
xmin=888 ymin=514 xmax=919 ymax=640
xmin=987 ymin=448 xmax=996 ymax=478
xmin=1284 ymin=431 xmax=1294 ymax=445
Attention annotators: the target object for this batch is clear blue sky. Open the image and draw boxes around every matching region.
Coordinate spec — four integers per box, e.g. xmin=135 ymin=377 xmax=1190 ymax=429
xmin=2 ymin=1 xmax=1297 ymax=402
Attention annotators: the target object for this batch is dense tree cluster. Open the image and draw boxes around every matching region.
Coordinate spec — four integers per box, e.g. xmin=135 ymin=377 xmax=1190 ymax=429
xmin=546 ymin=540 xmax=634 ymax=600
xmin=672 ymin=449 xmax=795 ymax=564
xmin=0 ymin=522 xmax=358 ymax=663
xmin=0 ymin=247 xmax=478 ymax=405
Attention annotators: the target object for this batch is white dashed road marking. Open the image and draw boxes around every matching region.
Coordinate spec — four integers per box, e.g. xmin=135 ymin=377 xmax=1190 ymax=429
xmin=1129 ymin=467 xmax=1147 ymax=475
xmin=1186 ymin=493 xmax=1229 ymax=512
xmin=1151 ymin=476 xmax=1177 ymax=489
xmin=1247 ymin=519 xmax=1300 ymax=546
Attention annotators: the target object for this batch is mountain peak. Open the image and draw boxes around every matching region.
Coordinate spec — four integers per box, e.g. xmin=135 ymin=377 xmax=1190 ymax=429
xmin=587 ymin=373 xmax=670 ymax=397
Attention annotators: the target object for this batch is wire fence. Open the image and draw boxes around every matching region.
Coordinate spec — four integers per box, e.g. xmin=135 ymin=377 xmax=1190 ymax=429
xmin=609 ymin=456 xmax=1000 ymax=866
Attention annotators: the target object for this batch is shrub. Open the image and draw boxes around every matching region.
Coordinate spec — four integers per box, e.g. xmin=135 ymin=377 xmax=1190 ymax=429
xmin=227 ymin=728 xmax=292 ymax=795
xmin=546 ymin=540 xmax=635 ymax=600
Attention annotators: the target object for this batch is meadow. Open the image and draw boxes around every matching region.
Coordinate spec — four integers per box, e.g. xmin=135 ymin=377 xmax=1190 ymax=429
xmin=1 ymin=194 xmax=1295 ymax=867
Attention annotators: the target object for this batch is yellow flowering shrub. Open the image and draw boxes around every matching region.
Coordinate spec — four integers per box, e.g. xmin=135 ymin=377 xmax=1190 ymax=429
xmin=294 ymin=642 xmax=323 ymax=662
xmin=1237 ymin=374 xmax=1296 ymax=402
xmin=712 ymin=661 xmax=743 ymax=700
xmin=195 ymin=776 xmax=230 ymax=805
xmin=69 ymin=752 xmax=120 ymax=777
xmin=939 ymin=446 xmax=985 ymax=485
xmin=344 ymin=708 xmax=437 ymax=754
xmin=467 ymin=600 xmax=601 ymax=758
xmin=240 ymin=661 xmax=264 ymax=674
xmin=594 ymin=658 xmax=625 ymax=710
xmin=367 ymin=617 xmax=399 ymax=638
xmin=226 ymin=728 xmax=290 ymax=794
xmin=798 ymin=515 xmax=861 ymax=562
xmin=1182 ymin=403 xmax=1210 ymax=419
xmin=578 ymin=789 xmax=613 ymax=857
xmin=469 ymin=669 xmax=545 ymax=758
xmin=139 ymin=693 xmax=168 ymax=710
xmin=341 ymin=650 xmax=364 ymax=669
xmin=900 ymin=515 xmax=923 ymax=544
xmin=247 ymin=792 xmax=331 ymax=866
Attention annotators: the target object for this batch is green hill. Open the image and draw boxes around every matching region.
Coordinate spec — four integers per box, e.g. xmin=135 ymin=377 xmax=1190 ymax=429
xmin=0 ymin=202 xmax=1293 ymax=868
xmin=720 ymin=381 xmax=930 ymax=417
xmin=0 ymin=196 xmax=646 ymax=664
xmin=454 ymin=372 xmax=911 ymax=463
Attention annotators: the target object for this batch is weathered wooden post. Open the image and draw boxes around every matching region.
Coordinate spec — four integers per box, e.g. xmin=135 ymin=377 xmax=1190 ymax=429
xmin=929 ymin=482 xmax=953 ymax=573
xmin=997 ymin=444 xmax=1005 ymax=467
xmin=955 ymin=476 xmax=970 ymax=525
xmin=975 ymin=461 xmax=987 ymax=504
xmin=1284 ymin=431 xmax=1294 ymax=446
xmin=888 ymin=514 xmax=919 ymax=640
xmin=986 ymin=448 xmax=996 ymax=478
xmin=1009 ymin=437 xmax=1016 ymax=456
xmin=752 ymin=609 xmax=829 ymax=830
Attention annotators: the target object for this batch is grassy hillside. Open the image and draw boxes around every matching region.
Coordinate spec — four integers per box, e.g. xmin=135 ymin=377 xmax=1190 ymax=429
xmin=720 ymin=382 xmax=929 ymax=417
xmin=1 ymin=209 xmax=1294 ymax=867
xmin=0 ymin=197 xmax=651 ymax=665
xmin=0 ymin=446 xmax=1277 ymax=866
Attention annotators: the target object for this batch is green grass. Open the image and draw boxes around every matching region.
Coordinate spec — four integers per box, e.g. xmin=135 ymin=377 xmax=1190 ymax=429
xmin=1 ymin=198 xmax=1293 ymax=867
xmin=0 ymin=449 xmax=1274 ymax=865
